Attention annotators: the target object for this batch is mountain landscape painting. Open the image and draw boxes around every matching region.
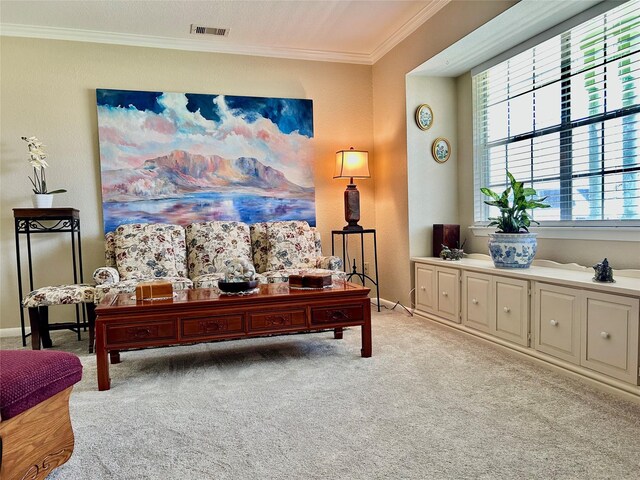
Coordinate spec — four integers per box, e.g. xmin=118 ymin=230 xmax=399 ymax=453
xmin=96 ymin=89 xmax=315 ymax=233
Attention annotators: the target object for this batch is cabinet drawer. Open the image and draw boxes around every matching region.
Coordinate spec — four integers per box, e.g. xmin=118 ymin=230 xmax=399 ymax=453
xmin=437 ymin=268 xmax=459 ymax=323
xmin=462 ymin=272 xmax=492 ymax=333
xmin=106 ymin=320 xmax=177 ymax=345
xmin=249 ymin=309 xmax=306 ymax=330
xmin=311 ymin=305 xmax=364 ymax=326
xmin=493 ymin=278 xmax=529 ymax=346
xmin=181 ymin=314 xmax=244 ymax=339
xmin=534 ymin=284 xmax=580 ymax=364
xmin=581 ymin=293 xmax=639 ymax=384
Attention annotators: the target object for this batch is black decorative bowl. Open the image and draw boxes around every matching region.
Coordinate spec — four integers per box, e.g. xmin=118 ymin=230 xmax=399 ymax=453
xmin=218 ymin=280 xmax=259 ymax=293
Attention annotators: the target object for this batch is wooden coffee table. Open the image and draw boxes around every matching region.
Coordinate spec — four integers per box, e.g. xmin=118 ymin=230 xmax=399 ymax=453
xmin=94 ymin=281 xmax=371 ymax=390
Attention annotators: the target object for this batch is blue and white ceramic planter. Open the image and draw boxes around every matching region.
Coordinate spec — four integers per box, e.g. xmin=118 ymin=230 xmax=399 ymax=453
xmin=487 ymin=233 xmax=538 ymax=269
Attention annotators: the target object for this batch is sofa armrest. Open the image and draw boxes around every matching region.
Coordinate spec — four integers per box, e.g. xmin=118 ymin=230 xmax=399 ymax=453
xmin=93 ymin=267 xmax=120 ymax=285
xmin=315 ymin=256 xmax=343 ymax=271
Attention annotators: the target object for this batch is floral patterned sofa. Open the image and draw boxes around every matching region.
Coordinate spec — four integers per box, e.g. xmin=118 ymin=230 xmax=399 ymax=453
xmin=93 ymin=221 xmax=344 ymax=304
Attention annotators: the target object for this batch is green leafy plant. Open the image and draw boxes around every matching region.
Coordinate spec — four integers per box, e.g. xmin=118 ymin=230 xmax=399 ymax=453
xmin=481 ymin=172 xmax=550 ymax=233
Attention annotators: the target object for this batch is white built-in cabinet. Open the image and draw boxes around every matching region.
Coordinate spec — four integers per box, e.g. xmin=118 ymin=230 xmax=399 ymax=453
xmin=533 ymin=283 xmax=581 ymax=364
xmin=461 ymin=272 xmax=529 ymax=346
xmin=413 ymin=256 xmax=640 ymax=396
xmin=581 ymin=291 xmax=639 ymax=383
xmin=461 ymin=271 xmax=492 ymax=333
xmin=415 ymin=264 xmax=459 ymax=323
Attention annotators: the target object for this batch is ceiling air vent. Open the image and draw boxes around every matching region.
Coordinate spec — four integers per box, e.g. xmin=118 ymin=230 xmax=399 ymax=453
xmin=190 ymin=24 xmax=229 ymax=36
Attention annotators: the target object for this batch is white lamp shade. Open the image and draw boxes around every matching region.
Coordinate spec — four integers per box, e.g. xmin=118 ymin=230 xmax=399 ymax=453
xmin=334 ymin=148 xmax=370 ymax=179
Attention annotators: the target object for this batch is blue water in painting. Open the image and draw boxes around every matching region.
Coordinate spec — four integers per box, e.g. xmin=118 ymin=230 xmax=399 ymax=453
xmin=103 ymin=191 xmax=316 ymax=233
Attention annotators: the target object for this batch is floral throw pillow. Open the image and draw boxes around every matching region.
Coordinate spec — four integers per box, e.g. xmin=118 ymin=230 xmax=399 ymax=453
xmin=114 ymin=224 xmax=181 ymax=280
xmin=186 ymin=222 xmax=252 ymax=277
xmin=266 ymin=221 xmax=316 ymax=271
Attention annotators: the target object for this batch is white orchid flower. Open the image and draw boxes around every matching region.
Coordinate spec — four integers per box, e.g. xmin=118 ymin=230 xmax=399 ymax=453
xmin=29 ymin=155 xmax=49 ymax=169
xmin=22 ymin=135 xmax=66 ymax=195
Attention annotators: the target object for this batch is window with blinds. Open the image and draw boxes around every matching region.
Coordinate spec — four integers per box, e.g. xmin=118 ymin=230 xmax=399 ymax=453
xmin=473 ymin=0 xmax=639 ymax=225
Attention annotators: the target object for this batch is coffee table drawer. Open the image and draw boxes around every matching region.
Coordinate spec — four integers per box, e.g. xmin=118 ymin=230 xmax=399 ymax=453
xmin=181 ymin=314 xmax=244 ymax=338
xmin=249 ymin=309 xmax=306 ymax=330
xmin=106 ymin=320 xmax=176 ymax=345
xmin=311 ymin=304 xmax=364 ymax=326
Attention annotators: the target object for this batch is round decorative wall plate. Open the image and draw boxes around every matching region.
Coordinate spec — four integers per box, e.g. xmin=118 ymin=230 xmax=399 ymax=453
xmin=432 ymin=137 xmax=451 ymax=163
xmin=415 ymin=104 xmax=434 ymax=131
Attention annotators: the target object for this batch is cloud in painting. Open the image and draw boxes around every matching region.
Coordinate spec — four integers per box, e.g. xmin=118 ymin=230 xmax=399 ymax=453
xmin=96 ymin=89 xmax=314 ymax=187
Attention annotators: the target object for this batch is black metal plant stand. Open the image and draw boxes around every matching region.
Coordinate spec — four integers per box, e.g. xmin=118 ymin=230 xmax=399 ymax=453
xmin=13 ymin=208 xmax=86 ymax=346
xmin=331 ymin=229 xmax=380 ymax=311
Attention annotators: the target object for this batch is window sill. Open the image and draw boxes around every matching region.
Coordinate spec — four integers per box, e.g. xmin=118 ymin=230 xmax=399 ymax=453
xmin=469 ymin=225 xmax=640 ymax=242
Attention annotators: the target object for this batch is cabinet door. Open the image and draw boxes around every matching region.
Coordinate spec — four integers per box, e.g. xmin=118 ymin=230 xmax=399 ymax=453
xmin=493 ymin=277 xmax=529 ymax=346
xmin=533 ymin=283 xmax=580 ymax=364
xmin=462 ymin=272 xmax=492 ymax=333
xmin=436 ymin=267 xmax=460 ymax=323
xmin=581 ymin=292 xmax=639 ymax=384
xmin=415 ymin=264 xmax=436 ymax=314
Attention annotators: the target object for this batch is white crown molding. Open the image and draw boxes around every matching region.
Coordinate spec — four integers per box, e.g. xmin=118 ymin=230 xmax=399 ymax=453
xmin=0 ymin=23 xmax=372 ymax=65
xmin=409 ymin=0 xmax=604 ymax=77
xmin=370 ymin=0 xmax=451 ymax=63
xmin=0 ymin=1 xmax=452 ymax=66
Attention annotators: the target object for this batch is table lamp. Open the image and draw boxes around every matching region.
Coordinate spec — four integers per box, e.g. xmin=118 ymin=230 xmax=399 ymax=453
xmin=334 ymin=147 xmax=370 ymax=231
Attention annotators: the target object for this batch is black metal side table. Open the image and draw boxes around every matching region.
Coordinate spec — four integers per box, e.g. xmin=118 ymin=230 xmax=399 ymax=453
xmin=13 ymin=208 xmax=85 ymax=346
xmin=331 ymin=229 xmax=380 ymax=311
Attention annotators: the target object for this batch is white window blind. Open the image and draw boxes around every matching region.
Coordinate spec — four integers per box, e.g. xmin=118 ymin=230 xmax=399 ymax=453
xmin=473 ymin=0 xmax=640 ymax=225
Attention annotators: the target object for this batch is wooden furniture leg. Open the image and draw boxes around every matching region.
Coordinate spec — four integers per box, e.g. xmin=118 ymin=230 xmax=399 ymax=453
xmin=361 ymin=303 xmax=372 ymax=357
xmin=0 ymin=387 xmax=75 ymax=480
xmin=39 ymin=306 xmax=52 ymax=348
xmin=96 ymin=332 xmax=110 ymax=391
xmin=334 ymin=327 xmax=343 ymax=339
xmin=109 ymin=351 xmax=121 ymax=364
xmin=28 ymin=307 xmax=41 ymax=350
xmin=86 ymin=303 xmax=96 ymax=354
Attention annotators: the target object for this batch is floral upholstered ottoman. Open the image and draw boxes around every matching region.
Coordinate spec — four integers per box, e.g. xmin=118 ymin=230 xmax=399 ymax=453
xmin=22 ymin=283 xmax=96 ymax=352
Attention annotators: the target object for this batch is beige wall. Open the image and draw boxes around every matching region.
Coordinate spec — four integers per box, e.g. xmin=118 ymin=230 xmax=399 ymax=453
xmin=457 ymin=73 xmax=640 ymax=270
xmin=372 ymin=0 xmax=516 ymax=308
xmin=0 ymin=37 xmax=374 ymax=329
xmin=406 ymin=76 xmax=458 ymax=258
xmin=2 ymin=0 xmax=553 ymax=331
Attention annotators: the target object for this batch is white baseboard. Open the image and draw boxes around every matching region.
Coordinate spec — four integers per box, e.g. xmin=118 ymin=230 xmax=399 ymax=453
xmin=0 ymin=327 xmax=29 ymax=338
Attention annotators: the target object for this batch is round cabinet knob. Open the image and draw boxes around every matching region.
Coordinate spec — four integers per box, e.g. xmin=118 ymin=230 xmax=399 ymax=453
xmin=601 ymin=331 xmax=610 ymax=339
xmin=420 ymin=286 xmax=426 ymax=291
xmin=472 ymin=298 xmax=479 ymax=305
xmin=503 ymin=307 xmax=511 ymax=313
xmin=550 ymin=319 xmax=558 ymax=326
xmin=442 ymin=291 xmax=448 ymax=297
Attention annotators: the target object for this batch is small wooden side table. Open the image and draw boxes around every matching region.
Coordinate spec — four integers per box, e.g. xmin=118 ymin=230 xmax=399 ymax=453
xmin=13 ymin=208 xmax=86 ymax=346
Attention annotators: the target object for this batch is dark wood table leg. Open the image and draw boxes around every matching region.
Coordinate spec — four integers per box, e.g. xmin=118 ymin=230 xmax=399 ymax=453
xmin=39 ymin=306 xmax=53 ymax=348
xmin=334 ymin=327 xmax=343 ymax=339
xmin=28 ymin=307 xmax=41 ymax=350
xmin=86 ymin=303 xmax=96 ymax=354
xmin=110 ymin=351 xmax=121 ymax=364
xmin=96 ymin=323 xmax=110 ymax=391
xmin=361 ymin=302 xmax=372 ymax=357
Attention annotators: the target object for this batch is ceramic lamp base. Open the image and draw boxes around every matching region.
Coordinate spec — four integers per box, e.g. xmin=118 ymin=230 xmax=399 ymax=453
xmin=343 ymin=183 xmax=363 ymax=230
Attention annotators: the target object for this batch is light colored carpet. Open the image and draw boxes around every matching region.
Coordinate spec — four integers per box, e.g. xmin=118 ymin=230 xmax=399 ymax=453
xmin=2 ymin=309 xmax=639 ymax=479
